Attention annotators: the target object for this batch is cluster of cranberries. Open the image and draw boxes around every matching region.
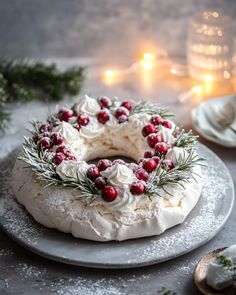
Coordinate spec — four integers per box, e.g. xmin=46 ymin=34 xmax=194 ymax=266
xmin=57 ymin=107 xmax=90 ymax=132
xmin=97 ymin=97 xmax=132 ymax=124
xmin=34 ymin=123 xmax=76 ymax=165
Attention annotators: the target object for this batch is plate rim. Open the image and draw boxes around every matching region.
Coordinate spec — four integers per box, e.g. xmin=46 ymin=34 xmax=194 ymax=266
xmin=0 ymin=143 xmax=235 ymax=269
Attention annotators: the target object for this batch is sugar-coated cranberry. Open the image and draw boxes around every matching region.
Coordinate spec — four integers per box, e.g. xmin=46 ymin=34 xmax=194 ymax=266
xmin=102 ymin=186 xmax=118 ymax=202
xmin=113 ymin=159 xmax=126 ymax=165
xmin=147 ymin=133 xmax=162 ymax=148
xmin=150 ymin=115 xmax=163 ymax=126
xmin=155 ymin=142 xmax=169 ymax=155
xmin=143 ymin=151 xmax=153 ymax=158
xmin=97 ymin=110 xmax=110 ymax=124
xmin=98 ymin=97 xmax=112 ymax=109
xmin=94 ymin=177 xmax=107 ymax=190
xmin=121 ymin=101 xmax=132 ymax=111
xmin=50 ymin=133 xmax=63 ymax=145
xmin=118 ymin=115 xmax=128 ymax=124
xmin=39 ymin=137 xmax=52 ymax=149
xmin=87 ymin=166 xmax=100 ymax=181
xmin=162 ymin=159 xmax=175 ymax=170
xmin=130 ymin=181 xmax=145 ymax=195
xmin=33 ymin=134 xmax=43 ymax=143
xmin=162 ymin=120 xmax=172 ymax=129
xmin=152 ymin=156 xmax=160 ymax=165
xmin=39 ymin=123 xmax=52 ymax=133
xmin=115 ymin=107 xmax=129 ymax=119
xmin=135 ymin=168 xmax=149 ymax=182
xmin=77 ymin=113 xmax=90 ymax=126
xmin=142 ymin=158 xmax=158 ymax=173
xmin=97 ymin=159 xmax=112 ymax=171
xmin=53 ymin=152 xmax=66 ymax=165
xmin=56 ymin=145 xmax=71 ymax=156
xmin=142 ymin=124 xmax=157 ymax=137
xmin=127 ymin=163 xmax=139 ymax=172
xmin=58 ymin=108 xmax=74 ymax=122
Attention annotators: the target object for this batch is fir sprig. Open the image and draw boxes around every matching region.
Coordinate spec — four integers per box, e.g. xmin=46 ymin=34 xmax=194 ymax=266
xmin=173 ymin=129 xmax=198 ymax=148
xmin=0 ymin=59 xmax=85 ymax=132
xmin=130 ymin=101 xmax=173 ymax=118
xmin=18 ymin=136 xmax=98 ymax=198
xmin=145 ymin=150 xmax=204 ymax=197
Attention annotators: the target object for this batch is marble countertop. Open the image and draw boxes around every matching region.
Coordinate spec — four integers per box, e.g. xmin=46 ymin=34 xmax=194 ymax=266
xmin=0 ymin=60 xmax=235 ymax=295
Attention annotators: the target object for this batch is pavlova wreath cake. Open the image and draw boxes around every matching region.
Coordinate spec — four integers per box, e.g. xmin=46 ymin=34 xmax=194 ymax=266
xmin=12 ymin=95 xmax=203 ymax=241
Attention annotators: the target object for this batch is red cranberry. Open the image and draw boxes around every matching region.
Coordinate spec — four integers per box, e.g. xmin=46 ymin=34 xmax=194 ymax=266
xmin=152 ymin=156 xmax=160 ymax=165
xmin=39 ymin=137 xmax=52 ymax=149
xmin=118 ymin=115 xmax=128 ymax=124
xmin=135 ymin=168 xmax=149 ymax=182
xmin=115 ymin=107 xmax=129 ymax=119
xmin=162 ymin=159 xmax=175 ymax=170
xmin=58 ymin=108 xmax=74 ymax=122
xmin=53 ymin=152 xmax=66 ymax=165
xmin=97 ymin=110 xmax=110 ymax=124
xmin=127 ymin=163 xmax=139 ymax=172
xmin=142 ymin=124 xmax=157 ymax=137
xmin=147 ymin=133 xmax=162 ymax=148
xmin=97 ymin=159 xmax=112 ymax=171
xmin=39 ymin=123 xmax=52 ymax=133
xmin=162 ymin=120 xmax=172 ymax=129
xmin=150 ymin=115 xmax=163 ymax=126
xmin=98 ymin=97 xmax=112 ymax=109
xmin=142 ymin=158 xmax=158 ymax=173
xmin=50 ymin=133 xmax=63 ymax=145
xmin=87 ymin=166 xmax=100 ymax=181
xmin=121 ymin=101 xmax=132 ymax=111
xmin=77 ymin=113 xmax=90 ymax=126
xmin=130 ymin=181 xmax=145 ymax=195
xmin=94 ymin=177 xmax=107 ymax=190
xmin=155 ymin=142 xmax=169 ymax=155
xmin=143 ymin=151 xmax=153 ymax=158
xmin=56 ymin=145 xmax=71 ymax=156
xmin=102 ymin=186 xmax=118 ymax=202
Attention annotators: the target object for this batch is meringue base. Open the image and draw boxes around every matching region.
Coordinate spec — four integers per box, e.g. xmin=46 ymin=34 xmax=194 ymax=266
xmin=12 ymin=159 xmax=202 ymax=242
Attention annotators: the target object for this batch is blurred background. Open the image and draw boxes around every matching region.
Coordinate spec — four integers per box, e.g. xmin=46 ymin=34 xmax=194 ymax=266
xmin=0 ymin=0 xmax=235 ymax=62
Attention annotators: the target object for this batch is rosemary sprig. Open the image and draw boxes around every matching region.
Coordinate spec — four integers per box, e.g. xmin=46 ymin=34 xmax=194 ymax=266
xmin=130 ymin=101 xmax=173 ymax=118
xmin=145 ymin=150 xmax=204 ymax=197
xmin=18 ymin=136 xmax=98 ymax=198
xmin=173 ymin=129 xmax=198 ymax=148
xmin=158 ymin=286 xmax=177 ymax=295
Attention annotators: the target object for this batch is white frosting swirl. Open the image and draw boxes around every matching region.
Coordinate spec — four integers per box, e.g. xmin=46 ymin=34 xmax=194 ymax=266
xmin=158 ymin=125 xmax=175 ymax=143
xmin=80 ymin=117 xmax=105 ymax=139
xmin=101 ymin=163 xmax=136 ymax=188
xmin=56 ymin=160 xmax=89 ymax=181
xmin=76 ymin=95 xmax=100 ymax=115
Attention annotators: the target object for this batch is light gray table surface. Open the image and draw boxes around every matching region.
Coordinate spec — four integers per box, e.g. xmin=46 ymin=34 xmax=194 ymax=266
xmin=0 ymin=59 xmax=235 ymax=295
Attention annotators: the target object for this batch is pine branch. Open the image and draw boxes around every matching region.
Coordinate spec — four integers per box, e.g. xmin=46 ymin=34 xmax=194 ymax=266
xmin=18 ymin=135 xmax=98 ymax=198
xmin=145 ymin=150 xmax=204 ymax=197
xmin=173 ymin=129 xmax=198 ymax=148
xmin=0 ymin=59 xmax=85 ymax=132
xmin=130 ymin=101 xmax=173 ymax=118
xmin=158 ymin=286 xmax=177 ymax=295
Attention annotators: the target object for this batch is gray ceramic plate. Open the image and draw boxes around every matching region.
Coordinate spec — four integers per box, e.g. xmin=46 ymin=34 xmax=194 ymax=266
xmin=0 ymin=143 xmax=234 ymax=269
